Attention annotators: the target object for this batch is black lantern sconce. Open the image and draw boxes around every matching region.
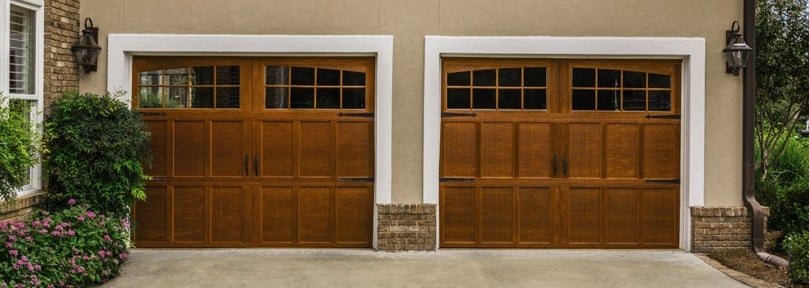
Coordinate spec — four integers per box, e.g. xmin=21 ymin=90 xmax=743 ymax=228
xmin=71 ymin=18 xmax=101 ymax=73
xmin=723 ymin=21 xmax=753 ymax=76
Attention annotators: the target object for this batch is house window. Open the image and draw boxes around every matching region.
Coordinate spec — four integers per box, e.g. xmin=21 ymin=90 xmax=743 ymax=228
xmin=2 ymin=0 xmax=43 ymax=196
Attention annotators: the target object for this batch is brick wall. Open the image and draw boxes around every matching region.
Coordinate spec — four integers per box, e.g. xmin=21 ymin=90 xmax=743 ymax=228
xmin=44 ymin=0 xmax=81 ymax=108
xmin=377 ymin=204 xmax=437 ymax=251
xmin=0 ymin=194 xmax=47 ymax=222
xmin=691 ymin=207 xmax=768 ymax=253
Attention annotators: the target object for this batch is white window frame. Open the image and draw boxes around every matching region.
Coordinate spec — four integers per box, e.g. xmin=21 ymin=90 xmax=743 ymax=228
xmin=423 ymin=36 xmax=706 ymax=251
xmin=107 ymin=34 xmax=393 ymax=249
xmin=0 ymin=0 xmax=44 ymax=197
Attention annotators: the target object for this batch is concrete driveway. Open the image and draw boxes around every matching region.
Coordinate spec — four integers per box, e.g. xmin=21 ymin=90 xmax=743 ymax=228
xmin=103 ymin=249 xmax=748 ymax=288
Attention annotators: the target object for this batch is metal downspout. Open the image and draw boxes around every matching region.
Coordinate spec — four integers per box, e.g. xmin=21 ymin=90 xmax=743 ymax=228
xmin=743 ymin=0 xmax=790 ymax=267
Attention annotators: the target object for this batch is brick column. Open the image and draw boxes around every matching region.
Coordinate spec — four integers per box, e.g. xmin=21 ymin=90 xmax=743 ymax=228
xmin=691 ymin=207 xmax=768 ymax=253
xmin=44 ymin=0 xmax=81 ymax=108
xmin=377 ymin=204 xmax=437 ymax=251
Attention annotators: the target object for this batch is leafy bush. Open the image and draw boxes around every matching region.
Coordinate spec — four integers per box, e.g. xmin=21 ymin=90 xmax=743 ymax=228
xmin=45 ymin=92 xmax=151 ymax=216
xmin=0 ymin=201 xmax=130 ymax=287
xmin=755 ymin=136 xmax=809 ymax=241
xmin=0 ymin=97 xmax=39 ymax=202
xmin=784 ymin=231 xmax=809 ymax=284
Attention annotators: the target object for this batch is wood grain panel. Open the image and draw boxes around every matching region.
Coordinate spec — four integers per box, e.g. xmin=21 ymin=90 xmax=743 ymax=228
xmin=481 ymin=123 xmax=514 ymax=178
xmin=442 ymin=122 xmax=478 ymax=177
xmin=337 ymin=122 xmax=374 ymax=177
xmin=519 ymin=187 xmax=553 ymax=244
xmin=642 ymin=124 xmax=679 ymax=179
xmin=481 ymin=187 xmax=514 ymax=243
xmin=298 ymin=186 xmax=332 ymax=243
xmin=335 ymin=186 xmax=373 ymax=244
xmin=441 ymin=186 xmax=477 ymax=244
xmin=518 ymin=123 xmax=553 ymax=178
xmin=605 ymin=188 xmax=638 ymax=244
xmin=211 ymin=121 xmax=246 ymax=177
xmin=173 ymin=121 xmax=206 ymax=177
xmin=260 ymin=121 xmax=295 ymax=177
xmin=605 ymin=124 xmax=639 ymax=178
xmin=135 ymin=186 xmax=168 ymax=242
xmin=299 ymin=122 xmax=333 ymax=177
xmin=173 ymin=186 xmax=205 ymax=243
xmin=145 ymin=121 xmax=168 ymax=177
xmin=640 ymin=188 xmax=678 ymax=245
xmin=260 ymin=186 xmax=295 ymax=243
xmin=568 ymin=123 xmax=602 ymax=178
xmin=566 ymin=187 xmax=601 ymax=244
xmin=210 ymin=186 xmax=244 ymax=243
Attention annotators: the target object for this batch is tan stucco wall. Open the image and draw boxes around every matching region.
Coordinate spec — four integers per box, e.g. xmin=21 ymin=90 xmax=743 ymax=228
xmin=80 ymin=0 xmax=744 ymax=206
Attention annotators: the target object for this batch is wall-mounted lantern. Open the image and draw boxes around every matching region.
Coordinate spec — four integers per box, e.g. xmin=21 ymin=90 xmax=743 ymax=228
xmin=723 ymin=21 xmax=753 ymax=76
xmin=71 ymin=18 xmax=101 ymax=73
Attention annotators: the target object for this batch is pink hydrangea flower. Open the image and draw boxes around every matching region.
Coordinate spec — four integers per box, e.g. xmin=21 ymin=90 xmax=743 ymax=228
xmin=67 ymin=199 xmax=77 ymax=205
xmin=86 ymin=211 xmax=96 ymax=219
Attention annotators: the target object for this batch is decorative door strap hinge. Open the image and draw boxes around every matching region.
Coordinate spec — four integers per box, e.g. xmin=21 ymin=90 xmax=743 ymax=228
xmin=645 ymin=114 xmax=681 ymax=119
xmin=439 ymin=177 xmax=475 ymax=183
xmin=644 ymin=179 xmax=680 ymax=184
xmin=139 ymin=111 xmax=168 ymax=117
xmin=337 ymin=177 xmax=375 ymax=183
xmin=441 ymin=112 xmax=477 ymax=118
xmin=338 ymin=112 xmax=374 ymax=118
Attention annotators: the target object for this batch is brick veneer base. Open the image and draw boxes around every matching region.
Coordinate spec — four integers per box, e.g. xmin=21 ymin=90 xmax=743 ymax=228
xmin=0 ymin=193 xmax=47 ymax=222
xmin=377 ymin=204 xmax=437 ymax=251
xmin=691 ymin=206 xmax=768 ymax=253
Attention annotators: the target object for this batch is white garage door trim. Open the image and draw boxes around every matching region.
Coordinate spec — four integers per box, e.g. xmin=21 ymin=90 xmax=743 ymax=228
xmin=422 ymin=35 xmax=705 ymax=251
xmin=106 ymin=34 xmax=393 ymax=249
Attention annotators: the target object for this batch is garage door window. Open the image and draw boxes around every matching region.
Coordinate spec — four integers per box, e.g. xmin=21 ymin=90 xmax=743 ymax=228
xmin=137 ymin=65 xmax=240 ymax=109
xmin=446 ymin=65 xmax=548 ymax=111
xmin=265 ymin=66 xmax=367 ymax=110
xmin=571 ymin=67 xmax=673 ymax=112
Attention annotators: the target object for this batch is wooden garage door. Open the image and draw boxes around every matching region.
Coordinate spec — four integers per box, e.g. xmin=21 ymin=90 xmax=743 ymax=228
xmin=440 ymin=59 xmax=680 ymax=248
xmin=131 ymin=57 xmax=375 ymax=247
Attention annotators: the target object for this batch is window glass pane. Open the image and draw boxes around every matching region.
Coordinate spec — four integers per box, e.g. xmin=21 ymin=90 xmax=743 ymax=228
xmin=473 ymin=70 xmax=496 ymax=86
xmin=342 ymin=88 xmax=366 ymax=109
xmin=317 ymin=69 xmax=340 ymax=86
xmin=649 ymin=91 xmax=672 ymax=111
xmin=623 ymin=71 xmax=646 ymax=88
xmin=265 ymin=66 xmax=288 ymax=85
xmin=191 ymin=66 xmax=214 ymax=85
xmin=447 ymin=71 xmax=470 ymax=86
xmin=649 ymin=73 xmax=671 ymax=88
xmin=498 ymin=89 xmax=521 ymax=109
xmin=191 ymin=87 xmax=214 ymax=108
xmin=343 ymin=71 xmax=366 ymax=86
xmin=138 ymin=87 xmax=162 ymax=108
xmin=572 ymin=68 xmax=595 ymax=87
xmin=266 ymin=87 xmax=288 ymax=109
xmin=597 ymin=90 xmax=620 ymax=111
xmin=139 ymin=70 xmax=162 ymax=86
xmin=166 ymin=68 xmax=188 ymax=85
xmin=622 ymin=90 xmax=646 ymax=111
xmin=598 ymin=69 xmax=621 ymax=87
xmin=9 ymin=5 xmax=36 ymax=94
xmin=291 ymin=67 xmax=315 ymax=85
xmin=316 ymin=88 xmax=340 ymax=109
xmin=216 ymin=87 xmax=240 ymax=108
xmin=291 ymin=88 xmax=314 ymax=108
xmin=447 ymin=88 xmax=470 ymax=109
xmin=10 ymin=100 xmax=34 ymax=187
xmin=472 ymin=88 xmax=496 ymax=109
xmin=216 ymin=66 xmax=240 ymax=85
xmin=572 ymin=89 xmax=595 ymax=110
xmin=498 ymin=68 xmax=521 ymax=87
xmin=166 ymin=87 xmax=188 ymax=108
xmin=524 ymin=67 xmax=546 ymax=87
xmin=524 ymin=89 xmax=547 ymax=110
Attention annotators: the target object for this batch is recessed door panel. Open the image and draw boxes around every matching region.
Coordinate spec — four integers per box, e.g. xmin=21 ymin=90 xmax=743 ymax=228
xmin=481 ymin=187 xmax=514 ymax=243
xmin=441 ymin=186 xmax=477 ymax=244
xmin=145 ymin=121 xmax=168 ymax=177
xmin=643 ymin=124 xmax=679 ymax=179
xmin=210 ymin=186 xmax=244 ymax=243
xmin=481 ymin=123 xmax=514 ymax=178
xmin=568 ymin=123 xmax=602 ymax=178
xmin=173 ymin=186 xmax=206 ymax=243
xmin=260 ymin=186 xmax=295 ymax=243
xmin=519 ymin=187 xmax=553 ymax=244
xmin=442 ymin=122 xmax=478 ymax=178
xmin=299 ymin=122 xmax=333 ymax=178
xmin=335 ymin=186 xmax=373 ymax=244
xmin=211 ymin=121 xmax=247 ymax=177
xmin=259 ymin=121 xmax=295 ymax=178
xmin=298 ymin=186 xmax=332 ymax=243
xmin=566 ymin=187 xmax=601 ymax=244
xmin=605 ymin=188 xmax=639 ymax=244
xmin=605 ymin=124 xmax=639 ymax=179
xmin=135 ymin=186 xmax=168 ymax=243
xmin=174 ymin=121 xmax=206 ymax=177
xmin=518 ymin=123 xmax=553 ymax=178
xmin=337 ymin=122 xmax=374 ymax=177
xmin=640 ymin=188 xmax=678 ymax=245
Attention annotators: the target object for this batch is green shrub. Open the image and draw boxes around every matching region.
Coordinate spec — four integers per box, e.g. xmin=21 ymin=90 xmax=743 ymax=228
xmin=0 ymin=201 xmax=130 ymax=287
xmin=0 ymin=97 xmax=39 ymax=202
xmin=756 ymin=136 xmax=809 ymax=238
xmin=784 ymin=231 xmax=809 ymax=284
xmin=45 ymin=92 xmax=151 ymax=216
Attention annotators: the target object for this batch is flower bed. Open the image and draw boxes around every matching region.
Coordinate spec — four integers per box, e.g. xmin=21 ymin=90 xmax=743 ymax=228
xmin=0 ymin=201 xmax=129 ymax=287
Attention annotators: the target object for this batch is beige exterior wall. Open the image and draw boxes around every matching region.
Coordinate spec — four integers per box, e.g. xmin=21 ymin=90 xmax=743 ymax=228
xmin=80 ymin=0 xmax=744 ymax=206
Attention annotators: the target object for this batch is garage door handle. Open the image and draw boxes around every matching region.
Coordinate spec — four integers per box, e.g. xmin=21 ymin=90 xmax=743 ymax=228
xmin=244 ymin=155 xmax=249 ymax=176
xmin=254 ymin=155 xmax=260 ymax=176
xmin=552 ymin=155 xmax=558 ymax=177
xmin=563 ymin=157 xmax=568 ymax=177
